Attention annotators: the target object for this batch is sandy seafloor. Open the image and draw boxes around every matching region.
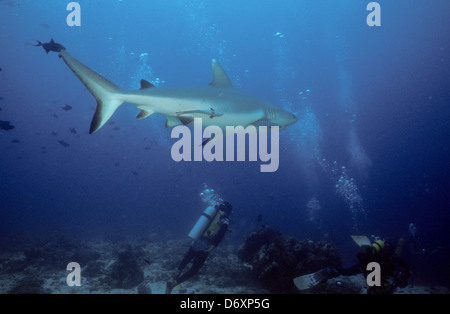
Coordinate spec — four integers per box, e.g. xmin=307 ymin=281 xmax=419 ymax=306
xmin=0 ymin=233 xmax=448 ymax=295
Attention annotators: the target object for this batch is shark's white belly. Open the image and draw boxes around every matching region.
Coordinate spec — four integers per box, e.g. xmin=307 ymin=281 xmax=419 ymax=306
xmin=121 ymin=86 xmax=266 ymax=128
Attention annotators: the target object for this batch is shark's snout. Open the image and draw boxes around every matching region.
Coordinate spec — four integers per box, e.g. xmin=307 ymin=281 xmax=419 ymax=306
xmin=291 ymin=113 xmax=298 ymax=125
xmin=282 ymin=111 xmax=298 ymax=127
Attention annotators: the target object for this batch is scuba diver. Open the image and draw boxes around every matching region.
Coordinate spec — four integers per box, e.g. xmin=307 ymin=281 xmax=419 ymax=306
xmin=403 ymin=223 xmax=426 ymax=256
xmin=294 ymin=235 xmax=412 ymax=294
xmin=165 ymin=201 xmax=232 ymax=294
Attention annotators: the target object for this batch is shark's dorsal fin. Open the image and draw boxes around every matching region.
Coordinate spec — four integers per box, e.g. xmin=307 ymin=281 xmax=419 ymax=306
xmin=140 ymin=79 xmax=155 ymax=90
xmin=50 ymin=38 xmax=55 ymax=43
xmin=209 ymin=59 xmax=233 ymax=88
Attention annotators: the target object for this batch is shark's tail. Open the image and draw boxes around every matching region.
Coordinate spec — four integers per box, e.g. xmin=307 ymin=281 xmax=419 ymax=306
xmin=59 ymin=50 xmax=124 ymax=134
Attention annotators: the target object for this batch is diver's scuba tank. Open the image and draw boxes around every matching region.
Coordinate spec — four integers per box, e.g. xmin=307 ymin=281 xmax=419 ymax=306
xmin=188 ymin=205 xmax=218 ymax=240
xmin=372 ymin=240 xmax=385 ymax=253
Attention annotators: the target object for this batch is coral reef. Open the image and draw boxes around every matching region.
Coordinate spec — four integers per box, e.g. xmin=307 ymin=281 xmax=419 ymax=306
xmin=108 ymin=249 xmax=145 ymax=289
xmin=137 ymin=283 xmax=152 ymax=294
xmin=1 ymin=231 xmax=447 ymax=294
xmin=8 ymin=277 xmax=51 ymax=294
xmin=238 ymin=226 xmax=342 ymax=293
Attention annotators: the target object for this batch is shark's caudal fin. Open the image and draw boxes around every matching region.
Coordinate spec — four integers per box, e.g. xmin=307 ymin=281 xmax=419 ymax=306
xmin=59 ymin=50 xmax=123 ymax=134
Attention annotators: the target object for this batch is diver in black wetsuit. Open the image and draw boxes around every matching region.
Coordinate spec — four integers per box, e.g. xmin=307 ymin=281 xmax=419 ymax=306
xmin=165 ymin=202 xmax=232 ymax=294
xmin=297 ymin=239 xmax=411 ymax=293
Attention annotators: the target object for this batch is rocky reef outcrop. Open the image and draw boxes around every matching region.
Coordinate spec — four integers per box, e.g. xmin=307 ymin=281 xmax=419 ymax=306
xmin=238 ymin=226 xmax=342 ymax=293
xmin=108 ymin=247 xmax=145 ymax=289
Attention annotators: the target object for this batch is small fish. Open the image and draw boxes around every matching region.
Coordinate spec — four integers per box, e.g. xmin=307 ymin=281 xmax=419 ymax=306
xmin=257 ymin=214 xmax=262 ymax=223
xmin=57 ymin=140 xmax=70 ymax=147
xmin=51 ymin=131 xmax=58 ymax=136
xmin=6 ymin=1 xmax=20 ymax=8
xmin=11 ymin=139 xmax=20 ymax=143
xmin=0 ymin=120 xmax=15 ymax=131
xmin=62 ymin=104 xmax=72 ymax=111
xmin=143 ymin=259 xmax=151 ymax=265
xmin=428 ymin=247 xmax=444 ymax=256
xmin=69 ymin=128 xmax=77 ymax=134
xmin=34 ymin=38 xmax=66 ymax=54
xmin=40 ymin=23 xmax=51 ymax=29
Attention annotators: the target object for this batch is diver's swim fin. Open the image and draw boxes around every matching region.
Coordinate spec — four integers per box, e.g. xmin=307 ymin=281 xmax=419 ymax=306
xmin=351 ymin=235 xmax=372 ymax=247
xmin=293 ymin=269 xmax=329 ymax=291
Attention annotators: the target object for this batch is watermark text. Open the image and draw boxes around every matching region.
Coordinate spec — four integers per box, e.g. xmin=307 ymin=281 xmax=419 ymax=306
xmin=171 ymin=119 xmax=280 ymax=172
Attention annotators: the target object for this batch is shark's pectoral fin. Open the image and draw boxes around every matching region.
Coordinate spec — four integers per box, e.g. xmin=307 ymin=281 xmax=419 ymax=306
xmin=202 ymin=135 xmax=215 ymax=146
xmin=178 ymin=116 xmax=194 ymax=126
xmin=136 ymin=109 xmax=155 ymax=120
xmin=202 ymin=133 xmax=219 ymax=146
xmin=140 ymin=79 xmax=155 ymax=90
xmin=201 ymin=131 xmax=225 ymax=147
xmin=165 ymin=116 xmax=193 ymax=128
xmin=165 ymin=116 xmax=183 ymax=128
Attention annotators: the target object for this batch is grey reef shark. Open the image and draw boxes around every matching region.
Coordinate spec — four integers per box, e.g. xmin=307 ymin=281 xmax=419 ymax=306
xmin=39 ymin=39 xmax=298 ymax=142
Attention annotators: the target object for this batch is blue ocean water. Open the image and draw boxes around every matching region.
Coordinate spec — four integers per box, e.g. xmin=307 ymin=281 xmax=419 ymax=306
xmin=0 ymin=0 xmax=449 ymax=288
